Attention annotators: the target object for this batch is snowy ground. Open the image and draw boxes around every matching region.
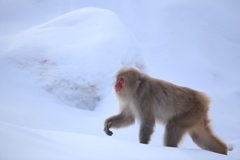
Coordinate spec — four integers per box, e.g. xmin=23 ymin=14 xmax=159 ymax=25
xmin=0 ymin=0 xmax=240 ymax=159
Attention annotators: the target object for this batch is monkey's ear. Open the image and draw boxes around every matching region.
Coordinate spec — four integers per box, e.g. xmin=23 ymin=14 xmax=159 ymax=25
xmin=138 ymin=75 xmax=143 ymax=81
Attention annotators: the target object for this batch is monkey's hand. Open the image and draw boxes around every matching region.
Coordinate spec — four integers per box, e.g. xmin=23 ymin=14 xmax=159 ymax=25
xmin=104 ymin=121 xmax=113 ymax=136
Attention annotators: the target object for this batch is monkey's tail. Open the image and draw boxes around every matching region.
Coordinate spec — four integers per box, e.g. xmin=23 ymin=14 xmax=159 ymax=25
xmin=227 ymin=144 xmax=233 ymax=151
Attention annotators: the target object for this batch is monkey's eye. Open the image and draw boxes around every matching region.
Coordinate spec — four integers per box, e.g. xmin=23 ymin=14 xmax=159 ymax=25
xmin=117 ymin=77 xmax=124 ymax=83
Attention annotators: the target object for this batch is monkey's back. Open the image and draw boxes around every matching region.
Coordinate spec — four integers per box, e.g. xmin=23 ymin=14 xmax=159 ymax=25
xmin=144 ymin=77 xmax=210 ymax=124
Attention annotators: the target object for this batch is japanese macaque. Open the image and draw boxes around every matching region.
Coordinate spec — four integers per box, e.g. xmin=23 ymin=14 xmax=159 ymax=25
xmin=104 ymin=67 xmax=227 ymax=155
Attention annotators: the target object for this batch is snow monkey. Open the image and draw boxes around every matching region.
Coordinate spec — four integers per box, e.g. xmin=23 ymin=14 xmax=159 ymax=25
xmin=104 ymin=67 xmax=227 ymax=155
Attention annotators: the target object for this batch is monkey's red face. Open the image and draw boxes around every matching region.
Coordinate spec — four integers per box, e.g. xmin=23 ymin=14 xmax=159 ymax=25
xmin=115 ymin=77 xmax=124 ymax=93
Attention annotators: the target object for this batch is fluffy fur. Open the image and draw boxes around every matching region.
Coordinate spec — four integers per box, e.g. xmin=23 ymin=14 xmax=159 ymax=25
xmin=104 ymin=67 xmax=227 ymax=155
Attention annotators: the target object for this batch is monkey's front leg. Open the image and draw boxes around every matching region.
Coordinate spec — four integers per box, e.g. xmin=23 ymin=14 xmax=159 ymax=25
xmin=139 ymin=119 xmax=155 ymax=144
xmin=104 ymin=119 xmax=113 ymax=136
xmin=104 ymin=113 xmax=135 ymax=136
xmin=104 ymin=113 xmax=125 ymax=136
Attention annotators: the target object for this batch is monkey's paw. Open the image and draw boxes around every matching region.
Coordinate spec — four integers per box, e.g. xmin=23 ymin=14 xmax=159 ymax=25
xmin=105 ymin=129 xmax=113 ymax=136
xmin=104 ymin=121 xmax=113 ymax=136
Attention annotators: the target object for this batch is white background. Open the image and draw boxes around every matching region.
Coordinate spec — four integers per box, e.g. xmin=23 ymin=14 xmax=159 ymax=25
xmin=0 ymin=0 xmax=240 ymax=159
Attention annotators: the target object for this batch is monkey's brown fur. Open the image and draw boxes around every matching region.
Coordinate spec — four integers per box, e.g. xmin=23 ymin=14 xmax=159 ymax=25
xmin=104 ymin=67 xmax=227 ymax=155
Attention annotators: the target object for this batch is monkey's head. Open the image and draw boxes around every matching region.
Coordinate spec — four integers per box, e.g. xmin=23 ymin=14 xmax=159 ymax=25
xmin=114 ymin=68 xmax=142 ymax=96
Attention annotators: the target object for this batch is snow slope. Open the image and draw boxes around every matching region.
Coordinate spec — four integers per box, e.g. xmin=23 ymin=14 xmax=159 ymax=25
xmin=0 ymin=7 xmax=145 ymax=110
xmin=0 ymin=1 xmax=240 ymax=159
xmin=1 ymin=121 xmax=239 ymax=160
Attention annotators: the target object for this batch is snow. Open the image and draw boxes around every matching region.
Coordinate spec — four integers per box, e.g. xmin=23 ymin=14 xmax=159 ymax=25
xmin=0 ymin=0 xmax=240 ymax=159
xmin=0 ymin=121 xmax=238 ymax=160
xmin=0 ymin=7 xmax=144 ymax=110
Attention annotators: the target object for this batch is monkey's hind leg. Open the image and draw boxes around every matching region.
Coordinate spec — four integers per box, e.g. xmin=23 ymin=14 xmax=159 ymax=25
xmin=188 ymin=119 xmax=227 ymax=155
xmin=163 ymin=122 xmax=187 ymax=147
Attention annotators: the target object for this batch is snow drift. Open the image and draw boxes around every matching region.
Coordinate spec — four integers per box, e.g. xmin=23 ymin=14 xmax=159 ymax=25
xmin=0 ymin=1 xmax=240 ymax=160
xmin=0 ymin=7 xmax=145 ymax=110
xmin=1 ymin=121 xmax=238 ymax=160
